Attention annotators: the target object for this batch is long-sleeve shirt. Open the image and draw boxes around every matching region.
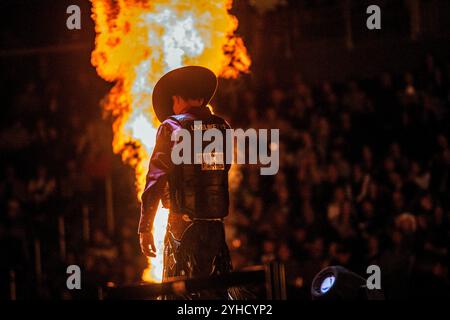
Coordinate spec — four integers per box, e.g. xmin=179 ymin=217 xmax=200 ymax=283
xmin=138 ymin=106 xmax=216 ymax=234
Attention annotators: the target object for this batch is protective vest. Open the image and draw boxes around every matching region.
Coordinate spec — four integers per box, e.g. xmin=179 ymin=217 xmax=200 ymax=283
xmin=167 ymin=113 xmax=230 ymax=219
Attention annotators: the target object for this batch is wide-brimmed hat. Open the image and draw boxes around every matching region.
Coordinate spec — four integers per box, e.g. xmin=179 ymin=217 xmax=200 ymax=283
xmin=152 ymin=66 xmax=218 ymax=122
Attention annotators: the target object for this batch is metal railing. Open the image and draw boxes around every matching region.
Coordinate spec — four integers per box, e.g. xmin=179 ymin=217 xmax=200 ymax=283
xmin=103 ymin=262 xmax=286 ymax=300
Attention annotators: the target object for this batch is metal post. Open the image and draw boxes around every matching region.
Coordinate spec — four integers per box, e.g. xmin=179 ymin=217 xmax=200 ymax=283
xmin=406 ymin=0 xmax=422 ymax=41
xmin=58 ymin=216 xmax=66 ymax=261
xmin=34 ymin=238 xmax=42 ymax=288
xmin=9 ymin=270 xmax=16 ymax=301
xmin=82 ymin=204 xmax=90 ymax=243
xmin=264 ymin=264 xmax=273 ymax=300
xmin=105 ymin=174 xmax=115 ymax=235
xmin=343 ymin=0 xmax=354 ymax=50
xmin=265 ymin=261 xmax=287 ymax=300
xmin=98 ymin=287 xmax=104 ymax=300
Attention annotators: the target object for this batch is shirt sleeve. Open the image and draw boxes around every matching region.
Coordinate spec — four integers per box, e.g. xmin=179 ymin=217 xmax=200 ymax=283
xmin=138 ymin=121 xmax=175 ymax=234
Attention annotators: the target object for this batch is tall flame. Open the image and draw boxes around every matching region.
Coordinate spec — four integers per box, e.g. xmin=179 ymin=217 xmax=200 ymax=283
xmin=90 ymin=0 xmax=250 ymax=282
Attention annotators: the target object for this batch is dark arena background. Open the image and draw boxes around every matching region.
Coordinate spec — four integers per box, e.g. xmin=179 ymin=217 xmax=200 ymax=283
xmin=1 ymin=0 xmax=449 ymax=302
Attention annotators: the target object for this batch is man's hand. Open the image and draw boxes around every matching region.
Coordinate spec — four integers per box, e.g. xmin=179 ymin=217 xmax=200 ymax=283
xmin=140 ymin=232 xmax=157 ymax=257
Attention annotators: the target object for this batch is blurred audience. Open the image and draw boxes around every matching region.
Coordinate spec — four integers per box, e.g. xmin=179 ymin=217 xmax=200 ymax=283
xmin=221 ymin=53 xmax=449 ymax=299
xmin=0 ymin=39 xmax=448 ymax=300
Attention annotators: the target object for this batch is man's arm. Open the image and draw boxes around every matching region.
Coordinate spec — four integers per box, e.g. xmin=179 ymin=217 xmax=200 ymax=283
xmin=138 ymin=121 xmax=175 ymax=256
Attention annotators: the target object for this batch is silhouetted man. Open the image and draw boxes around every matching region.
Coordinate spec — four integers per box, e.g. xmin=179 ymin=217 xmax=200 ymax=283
xmin=138 ymin=66 xmax=232 ymax=299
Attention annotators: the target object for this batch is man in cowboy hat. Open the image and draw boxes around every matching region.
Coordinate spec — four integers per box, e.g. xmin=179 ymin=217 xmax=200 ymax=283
xmin=138 ymin=66 xmax=233 ymax=298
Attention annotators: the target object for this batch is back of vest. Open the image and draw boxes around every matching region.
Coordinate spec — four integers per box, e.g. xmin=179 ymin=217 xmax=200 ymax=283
xmin=167 ymin=113 xmax=230 ymax=219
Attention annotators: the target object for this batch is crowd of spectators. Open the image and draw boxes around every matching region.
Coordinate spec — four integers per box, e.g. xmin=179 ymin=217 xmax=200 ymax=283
xmin=1 ymin=0 xmax=449 ymax=298
xmin=0 ymin=64 xmax=147 ymax=299
xmin=1 ymin=51 xmax=449 ymax=299
xmin=217 ymin=53 xmax=449 ymax=299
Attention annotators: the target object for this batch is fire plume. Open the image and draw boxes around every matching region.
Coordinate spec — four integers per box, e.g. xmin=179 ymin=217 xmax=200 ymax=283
xmin=90 ymin=0 xmax=250 ymax=282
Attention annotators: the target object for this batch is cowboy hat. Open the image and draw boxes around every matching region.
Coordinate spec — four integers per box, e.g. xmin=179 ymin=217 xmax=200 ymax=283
xmin=152 ymin=66 xmax=218 ymax=123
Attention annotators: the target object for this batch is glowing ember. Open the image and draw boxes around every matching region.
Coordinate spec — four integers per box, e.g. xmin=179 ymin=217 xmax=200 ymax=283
xmin=90 ymin=0 xmax=250 ymax=282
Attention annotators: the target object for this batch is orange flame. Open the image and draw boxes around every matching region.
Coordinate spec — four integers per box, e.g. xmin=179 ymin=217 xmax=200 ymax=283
xmin=90 ymin=0 xmax=250 ymax=282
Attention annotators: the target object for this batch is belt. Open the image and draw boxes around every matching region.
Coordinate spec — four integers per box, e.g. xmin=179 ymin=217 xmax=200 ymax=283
xmin=192 ymin=218 xmax=224 ymax=222
xmin=167 ymin=213 xmax=223 ymax=240
xmin=169 ymin=213 xmax=223 ymax=223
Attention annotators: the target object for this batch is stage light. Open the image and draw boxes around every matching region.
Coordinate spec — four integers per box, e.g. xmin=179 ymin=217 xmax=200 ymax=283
xmin=320 ymin=274 xmax=335 ymax=294
xmin=311 ymin=266 xmax=383 ymax=300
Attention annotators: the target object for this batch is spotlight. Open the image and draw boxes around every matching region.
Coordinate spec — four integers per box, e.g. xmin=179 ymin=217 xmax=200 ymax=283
xmin=319 ymin=274 xmax=336 ymax=294
xmin=311 ymin=266 xmax=383 ymax=300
